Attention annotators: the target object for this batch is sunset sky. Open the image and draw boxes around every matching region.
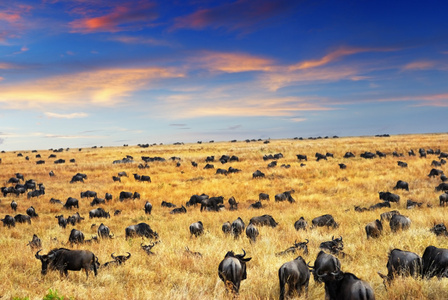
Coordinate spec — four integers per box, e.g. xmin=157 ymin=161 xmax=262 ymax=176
xmin=1 ymin=0 xmax=447 ymax=151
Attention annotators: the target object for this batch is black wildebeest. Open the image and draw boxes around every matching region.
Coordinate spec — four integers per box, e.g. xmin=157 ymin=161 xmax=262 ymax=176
xmin=428 ymin=168 xmax=444 ymax=177
xmin=112 ymin=176 xmax=121 ymax=182
xmin=397 ymin=161 xmax=408 ymax=168
xmin=276 ymin=240 xmax=309 ymax=256
xmin=55 ymin=215 xmax=68 ymax=228
xmin=294 ymin=217 xmax=307 ymax=231
xmin=278 ymin=256 xmax=310 ymax=300
xmin=430 ymin=223 xmax=448 ymax=236
xmin=315 ymin=152 xmax=327 ymax=161
xmin=63 ymin=197 xmax=79 ymax=209
xmin=377 ymin=249 xmax=421 ymax=284
xmin=14 ymin=214 xmax=31 ymax=224
xmin=1 ymin=215 xmax=16 ymax=227
xmin=189 ymin=221 xmax=204 ymax=237
xmin=365 ymin=219 xmax=383 ymax=239
xmin=232 ymin=217 xmax=245 ymax=239
xmin=360 ymin=151 xmax=376 ymax=159
xmin=249 ymin=214 xmax=278 ymax=227
xmin=35 ymin=248 xmax=98 ymax=278
xmin=133 ymin=174 xmax=151 ymax=182
xmin=10 ymin=200 xmax=17 ymax=212
xmin=125 ymin=223 xmax=158 ymax=240
xmin=379 ymin=191 xmax=400 ymax=203
xmin=319 ymin=271 xmax=375 ymax=300
xmin=389 ymin=214 xmax=411 ymax=232
xmin=245 ymin=223 xmax=259 ymax=242
xmin=70 ymin=174 xmax=84 ymax=183
xmin=439 ymin=193 xmax=448 ymax=206
xmin=204 ymin=163 xmax=214 ymax=169
xmin=68 ymin=229 xmax=85 ymax=244
xmin=248 ymin=201 xmax=262 ymax=209
xmin=296 ymin=154 xmax=307 ymax=161
xmin=339 ymin=163 xmax=346 ymax=169
xmin=89 ymin=208 xmax=110 ymax=219
xmin=144 ymin=201 xmax=153 ymax=214
xmin=252 ymin=170 xmax=265 ymax=178
xmin=422 ymin=246 xmax=448 ymax=279
xmin=218 ymin=249 xmax=252 ymax=294
xmin=309 ymin=251 xmax=341 ymax=283
xmin=170 ymin=205 xmax=187 ymax=214
xmin=50 ymin=198 xmax=63 ymax=204
xmin=259 ymin=193 xmax=269 ymax=201
xmin=69 ymin=212 xmax=84 ymax=224
xmin=90 ymin=197 xmax=105 ymax=206
xmin=98 ymin=223 xmax=113 ymax=239
xmin=200 ymin=196 xmax=224 ymax=212
xmin=80 ymin=190 xmax=97 ymax=198
xmin=369 ymin=201 xmax=391 ymax=211
xmin=435 ymin=183 xmax=448 ymax=193
xmin=311 ymin=214 xmax=339 ymax=229
xmin=186 ymin=194 xmax=209 ymax=207
xmin=393 ymin=180 xmax=409 ymax=191
xmin=222 ymin=221 xmax=232 ymax=234
xmin=102 ymin=252 xmax=131 ymax=268
xmin=344 ymin=152 xmax=355 ymax=158
xmin=118 ymin=171 xmax=128 ymax=177
xmin=27 ymin=234 xmax=42 ymax=250
xmin=119 ymin=191 xmax=140 ymax=201
xmin=216 ymin=168 xmax=228 ymax=175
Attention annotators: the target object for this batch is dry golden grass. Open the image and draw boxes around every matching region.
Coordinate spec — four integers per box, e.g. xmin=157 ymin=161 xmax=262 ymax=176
xmin=1 ymin=134 xmax=448 ymax=299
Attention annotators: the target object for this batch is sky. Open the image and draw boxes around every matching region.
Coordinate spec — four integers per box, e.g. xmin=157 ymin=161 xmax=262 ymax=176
xmin=0 ymin=0 xmax=448 ymax=151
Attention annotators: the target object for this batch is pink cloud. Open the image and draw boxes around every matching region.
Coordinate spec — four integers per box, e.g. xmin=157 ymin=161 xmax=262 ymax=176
xmin=402 ymin=61 xmax=436 ymax=71
xmin=192 ymin=51 xmax=274 ymax=73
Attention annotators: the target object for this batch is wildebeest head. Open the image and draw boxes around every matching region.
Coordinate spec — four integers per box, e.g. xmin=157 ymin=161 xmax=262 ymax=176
xmin=35 ymin=249 xmax=55 ymax=275
xmin=111 ymin=252 xmax=131 ymax=264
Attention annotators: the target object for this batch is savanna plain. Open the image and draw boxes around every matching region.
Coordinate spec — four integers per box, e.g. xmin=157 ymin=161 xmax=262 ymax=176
xmin=1 ymin=134 xmax=448 ymax=300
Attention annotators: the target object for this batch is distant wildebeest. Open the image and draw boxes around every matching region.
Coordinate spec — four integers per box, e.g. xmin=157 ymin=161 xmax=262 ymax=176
xmin=435 ymin=183 xmax=448 ymax=193
xmin=309 ymin=251 xmax=341 ymax=283
xmin=191 ymin=161 xmax=198 ymax=167
xmin=26 ymin=206 xmax=39 ymax=218
xmin=365 ymin=219 xmax=383 ymax=239
xmin=70 ymin=174 xmax=86 ymax=183
xmin=69 ymin=212 xmax=84 ymax=224
xmin=161 ymin=201 xmax=176 ymax=208
xmin=440 ymin=193 xmax=448 ymax=206
xmin=141 ymin=242 xmax=157 ymax=255
xmin=133 ymin=174 xmax=151 ymax=182
xmin=68 ymin=228 xmax=85 ymax=244
xmin=105 ymin=193 xmax=112 ymax=201
xmin=311 ymin=214 xmax=339 ymax=229
xmin=189 ymin=221 xmax=204 ymax=237
xmin=397 ymin=161 xmax=408 ymax=168
xmin=50 ymin=198 xmax=62 ymax=204
xmin=186 ymin=194 xmax=209 ymax=207
xmin=406 ymin=199 xmax=423 ymax=209
xmin=296 ymin=154 xmax=307 ymax=161
xmin=249 ymin=215 xmax=278 ymax=227
xmin=204 ymin=163 xmax=214 ymax=169
xmin=267 ymin=161 xmax=277 ymax=168
xmin=377 ymin=249 xmax=421 ymax=284
xmin=144 ymin=201 xmax=153 ymax=214
xmin=252 ymin=170 xmax=265 ymax=178
xmin=360 ymin=151 xmax=376 ymax=159
xmin=278 ymin=256 xmax=310 ymax=300
xmin=90 ymin=197 xmax=105 ymax=206
xmin=118 ymin=171 xmax=128 ymax=177
xmin=275 ymin=191 xmax=295 ymax=203
xmin=10 ymin=200 xmax=17 ymax=211
xmin=1 ymin=215 xmax=15 ymax=227
xmin=119 ymin=191 xmax=140 ymax=201
xmin=89 ymin=208 xmax=110 ymax=219
xmin=248 ymin=201 xmax=262 ymax=209
xmin=14 ymin=214 xmax=31 ymax=224
xmin=294 ymin=217 xmax=307 ymax=231
xmin=428 ymin=168 xmax=444 ymax=177
xmin=389 ymin=214 xmax=411 ymax=232
xmin=200 ymin=196 xmax=224 ymax=212
xmin=368 ymin=201 xmax=391 ymax=211
xmin=55 ymin=215 xmax=68 ymax=228
xmin=228 ymin=166 xmax=241 ymax=173
xmin=35 ymin=248 xmax=98 ymax=278
xmin=315 ymin=152 xmax=327 ymax=161
xmin=408 ymin=149 xmax=415 ymax=156
xmin=319 ymin=271 xmax=375 ymax=300
xmin=259 ymin=193 xmax=269 ymax=201
xmin=245 ymin=223 xmax=259 ymax=242
xmin=232 ymin=217 xmax=245 ymax=239
xmin=430 ymin=223 xmax=448 ymax=236
xmin=380 ymin=210 xmax=400 ymax=222
xmin=319 ymin=236 xmax=344 ymax=255
xmin=216 ymin=168 xmax=228 ymax=175
xmin=222 ymin=221 xmax=232 ymax=235
xmin=344 ymin=152 xmax=355 ymax=158
xmin=63 ymin=197 xmax=79 ymax=209
xmin=339 ymin=163 xmax=346 ymax=169
xmin=218 ymin=249 xmax=252 ymax=294
xmin=27 ymin=234 xmax=42 ymax=250
xmin=422 ymin=245 xmax=448 ymax=279
xmin=98 ymin=223 xmax=113 ymax=239
xmin=276 ymin=240 xmax=309 ymax=256
xmin=125 ymin=223 xmax=158 ymax=240
xmin=112 ymin=176 xmax=121 ymax=182
xmin=376 ymin=151 xmax=386 ymax=158
xmin=102 ymin=252 xmax=131 ymax=268
xmin=228 ymin=196 xmax=238 ymax=210
xmin=379 ymin=191 xmax=400 ymax=203
xmin=393 ymin=180 xmax=409 ymax=191
xmin=81 ymin=190 xmax=97 ymax=198
xmin=431 ymin=160 xmax=442 ymax=167
xmin=170 ymin=205 xmax=187 ymax=214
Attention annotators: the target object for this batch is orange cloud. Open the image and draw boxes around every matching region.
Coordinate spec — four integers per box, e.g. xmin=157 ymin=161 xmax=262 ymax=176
xmin=290 ymin=47 xmax=367 ymax=70
xmin=378 ymin=93 xmax=448 ymax=107
xmin=193 ymin=51 xmax=273 ymax=73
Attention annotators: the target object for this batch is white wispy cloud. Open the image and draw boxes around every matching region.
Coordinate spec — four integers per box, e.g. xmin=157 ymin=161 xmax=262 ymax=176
xmin=45 ymin=112 xmax=88 ymax=119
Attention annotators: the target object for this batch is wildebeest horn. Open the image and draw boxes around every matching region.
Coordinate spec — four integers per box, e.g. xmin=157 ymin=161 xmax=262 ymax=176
xmin=305 ymin=239 xmax=309 ymax=244
xmin=111 ymin=252 xmax=116 ymax=259
xmin=126 ymin=252 xmax=131 ymax=259
xmin=35 ymin=249 xmax=42 ymax=259
xmin=331 ymin=235 xmax=335 ymax=240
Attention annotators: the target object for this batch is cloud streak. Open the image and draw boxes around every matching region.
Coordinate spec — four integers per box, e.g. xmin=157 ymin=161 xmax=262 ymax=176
xmin=45 ymin=112 xmax=88 ymax=119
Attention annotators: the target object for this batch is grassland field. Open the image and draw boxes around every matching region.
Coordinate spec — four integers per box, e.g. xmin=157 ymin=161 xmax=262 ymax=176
xmin=0 ymin=133 xmax=448 ymax=300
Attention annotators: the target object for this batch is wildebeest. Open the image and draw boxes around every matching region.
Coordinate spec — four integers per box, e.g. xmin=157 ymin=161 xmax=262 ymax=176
xmin=112 ymin=176 xmax=121 ymax=182
xmin=189 ymin=221 xmax=204 ymax=237
xmin=339 ymin=163 xmax=346 ymax=169
xmin=377 ymin=249 xmax=421 ymax=284
xmin=278 ymin=256 xmax=310 ymax=300
xmin=422 ymin=246 xmax=448 ymax=279
xmin=311 ymin=214 xmax=339 ymax=229
xmin=320 ymin=236 xmax=344 ymax=255
xmin=380 ymin=210 xmax=400 ymax=222
xmin=228 ymin=196 xmax=238 ymax=210
xmin=393 ymin=180 xmax=409 ymax=191
xmin=245 ymin=223 xmax=259 ymax=242
xmin=35 ymin=248 xmax=98 ymax=278
xmin=68 ymin=229 xmax=85 ymax=244
xmin=275 ymin=191 xmax=295 ymax=203
xmin=14 ymin=214 xmax=31 ymax=224
xmin=267 ymin=161 xmax=277 ymax=168
xmin=319 ymin=271 xmax=375 ymax=300
xmin=365 ymin=219 xmax=383 ymax=239
xmin=69 ymin=212 xmax=84 ymax=224
xmin=186 ymin=194 xmax=209 ymax=207
xmin=70 ymin=174 xmax=85 ymax=183
xmin=252 ymin=170 xmax=265 ymax=178
xmin=248 ymin=201 xmax=262 ymax=209
xmin=276 ymin=240 xmax=309 ymax=256
xmin=119 ymin=191 xmax=140 ymax=201
xmin=161 ymin=201 xmax=176 ymax=208
xmin=294 ymin=217 xmax=307 ymax=231
xmin=397 ymin=161 xmax=408 ymax=168
xmin=222 ymin=221 xmax=232 ymax=234
xmin=428 ymin=168 xmax=444 ymax=177
xmin=63 ymin=197 xmax=79 ymax=209
xmin=125 ymin=223 xmax=158 ymax=240
xmin=406 ymin=199 xmax=423 ymax=209
xmin=118 ymin=171 xmax=128 ymax=177
xmin=204 ymin=163 xmax=214 ymax=169
xmin=315 ymin=152 xmax=327 ymax=161
xmin=309 ymin=251 xmax=341 ymax=283
xmin=144 ymin=201 xmax=153 ymax=214
xmin=361 ymin=151 xmax=376 ymax=159
xmin=98 ymin=223 xmax=113 ymax=239
xmin=55 ymin=215 xmax=68 ymax=228
xmin=133 ymin=174 xmax=151 ymax=182
xmin=27 ymin=234 xmax=42 ymax=250
xmin=170 ymin=205 xmax=187 ymax=214
xmin=249 ymin=215 xmax=278 ymax=227
xmin=89 ymin=208 xmax=110 ymax=219
xmin=296 ymin=154 xmax=307 ymax=161
xmin=141 ymin=242 xmax=157 ymax=255
xmin=430 ymin=223 xmax=448 ymax=236
xmin=379 ymin=191 xmax=400 ymax=203
xmin=105 ymin=193 xmax=112 ymax=201
xmin=1 ymin=215 xmax=15 ymax=227
xmin=200 ymin=196 xmax=224 ymax=212
xmin=435 ymin=183 xmax=448 ymax=192
xmin=80 ymin=190 xmax=97 ymax=198
xmin=218 ymin=249 xmax=252 ymax=294
xmin=216 ymin=168 xmax=228 ymax=175
xmin=10 ymin=200 xmax=17 ymax=211
xmin=259 ymin=193 xmax=269 ymax=201
xmin=439 ymin=193 xmax=448 ymax=206
xmin=344 ymin=152 xmax=355 ymax=158
xmin=90 ymin=197 xmax=105 ymax=206
xmin=232 ymin=217 xmax=245 ymax=239
xmin=368 ymin=201 xmax=391 ymax=211
xmin=102 ymin=252 xmax=131 ymax=268
xmin=389 ymin=214 xmax=411 ymax=232
xmin=50 ymin=198 xmax=63 ymax=204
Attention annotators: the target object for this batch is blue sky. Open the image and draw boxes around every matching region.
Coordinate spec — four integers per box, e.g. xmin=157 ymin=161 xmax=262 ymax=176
xmin=0 ymin=0 xmax=447 ymax=151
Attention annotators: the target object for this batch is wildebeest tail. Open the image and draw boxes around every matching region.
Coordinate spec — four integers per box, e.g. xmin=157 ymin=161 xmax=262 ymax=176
xmin=278 ymin=267 xmax=286 ymax=300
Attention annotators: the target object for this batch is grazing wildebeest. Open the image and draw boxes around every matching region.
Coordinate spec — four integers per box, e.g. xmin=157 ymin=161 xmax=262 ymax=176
xmin=393 ymin=180 xmax=409 ymax=191
xmin=276 ymin=240 xmax=309 ymax=256
xmin=89 ymin=208 xmax=110 ymax=219
xmin=376 ymin=151 xmax=386 ymax=158
xmin=360 ymin=151 xmax=376 ymax=159
xmin=27 ymin=234 xmax=42 ymax=250
xmin=380 ymin=210 xmax=400 ymax=222
xmin=379 ymin=191 xmax=400 ymax=203
xmin=365 ymin=219 xmax=383 ymax=239
xmin=70 ymin=174 xmax=85 ymax=183
xmin=377 ymin=249 xmax=421 ymax=284
xmin=249 ymin=214 xmax=278 ymax=227
xmin=245 ymin=223 xmax=259 ymax=242
xmin=422 ymin=246 xmax=448 ymax=279
xmin=369 ymin=201 xmax=391 ymax=211
xmin=344 ymin=152 xmax=355 ymax=158
xmin=216 ymin=168 xmax=228 ymax=175
xmin=249 ymin=201 xmax=262 ymax=209
xmin=389 ymin=214 xmax=411 ymax=232
xmin=170 ymin=205 xmax=187 ymax=214
xmin=218 ymin=249 xmax=252 ymax=294
xmin=191 ymin=161 xmax=198 ymax=167
xmin=311 ymin=214 xmax=339 ymax=229
xmin=275 ymin=191 xmax=295 ymax=203
xmin=141 ymin=242 xmax=157 ymax=255
xmin=432 ymin=160 xmax=442 ymax=167
xmin=119 ymin=191 xmax=140 ymax=201
xmin=35 ymin=248 xmax=98 ymax=278
xmin=50 ymin=198 xmax=62 ymax=204
xmin=55 ymin=215 xmax=68 ymax=228
xmin=319 ymin=271 xmax=375 ymax=300
xmin=309 ymin=251 xmax=341 ymax=283
xmin=315 ymin=152 xmax=327 ymax=161
xmin=125 ymin=223 xmax=158 ymax=240
xmin=10 ymin=200 xmax=17 ymax=211
xmin=296 ymin=154 xmax=307 ymax=161
xmin=102 ymin=252 xmax=131 ymax=268
xmin=259 ymin=193 xmax=269 ymax=201
xmin=186 ymin=194 xmax=209 ymax=207
xmin=339 ymin=163 xmax=346 ymax=169
xmin=278 ymin=256 xmax=310 ymax=300
xmin=144 ymin=201 xmax=153 ymax=214
xmin=68 ymin=229 xmax=85 ymax=244
xmin=228 ymin=166 xmax=241 ymax=173
xmin=428 ymin=168 xmax=444 ymax=177
xmin=406 ymin=199 xmax=423 ymax=209
xmin=80 ymin=190 xmax=97 ymax=198
xmin=112 ymin=176 xmax=121 ymax=182
xmin=435 ymin=183 xmax=448 ymax=192
xmin=430 ymin=223 xmax=448 ymax=236
xmin=133 ymin=174 xmax=151 ymax=182
xmin=69 ymin=212 xmax=84 ymax=224
xmin=252 ymin=170 xmax=265 ymax=178
xmin=232 ymin=217 xmax=245 ymax=239
xmin=63 ymin=197 xmax=79 ymax=209
xmin=98 ymin=223 xmax=113 ymax=239
xmin=205 ymin=156 xmax=214 ymax=162
xmin=222 ymin=221 xmax=232 ymax=234
xmin=189 ymin=221 xmax=204 ymax=237
xmin=1 ymin=215 xmax=16 ymax=227
xmin=200 ymin=196 xmax=224 ymax=212
xmin=439 ymin=193 xmax=448 ymax=206
xmin=90 ymin=197 xmax=105 ymax=206
xmin=397 ymin=161 xmax=408 ymax=168
xmin=267 ymin=161 xmax=277 ymax=168
xmin=14 ymin=214 xmax=31 ymax=224
xmin=294 ymin=217 xmax=307 ymax=231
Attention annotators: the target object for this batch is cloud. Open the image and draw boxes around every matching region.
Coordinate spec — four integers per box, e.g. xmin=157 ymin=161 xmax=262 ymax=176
xmin=172 ymin=0 xmax=298 ymax=32
xmin=377 ymin=93 xmax=448 ymax=107
xmin=109 ymin=35 xmax=172 ymax=46
xmin=69 ymin=2 xmax=158 ymax=33
xmin=402 ymin=60 xmax=436 ymax=71
xmin=12 ymin=46 xmax=29 ymax=55
xmin=192 ymin=51 xmax=273 ymax=73
xmin=0 ymin=4 xmax=33 ymax=42
xmin=44 ymin=112 xmax=88 ymax=119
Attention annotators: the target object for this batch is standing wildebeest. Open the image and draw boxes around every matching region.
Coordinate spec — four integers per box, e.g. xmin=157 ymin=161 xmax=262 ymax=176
xmin=435 ymin=183 xmax=448 ymax=192
xmin=319 ymin=271 xmax=375 ymax=300
xmin=222 ymin=221 xmax=232 ymax=234
xmin=361 ymin=151 xmax=376 ymax=159
xmin=428 ymin=168 xmax=444 ymax=177
xmin=294 ymin=217 xmax=307 ymax=231
xmin=170 ymin=205 xmax=187 ymax=214
xmin=276 ymin=240 xmax=309 ymax=256
xmin=338 ymin=163 xmax=346 ymax=169
xmin=315 ymin=152 xmax=327 ymax=161
xmin=377 ymin=249 xmax=421 ymax=284
xmin=10 ymin=200 xmax=17 ymax=212
xmin=344 ymin=152 xmax=355 ymax=158
xmin=200 ymin=196 xmax=224 ymax=212
xmin=379 ymin=191 xmax=400 ymax=203
xmin=422 ymin=246 xmax=448 ymax=279
xmin=70 ymin=174 xmax=85 ymax=183
xmin=14 ymin=214 xmax=31 ymax=224
xmin=144 ymin=201 xmax=153 ymax=214
xmin=228 ymin=196 xmax=238 ymax=210
xmin=125 ymin=223 xmax=158 ymax=240
xmin=55 ymin=215 xmax=68 ymax=228
xmin=90 ymin=197 xmax=105 ymax=206
xmin=133 ymin=174 xmax=151 ymax=182
xmin=389 ymin=214 xmax=411 ymax=232
xmin=278 ymin=256 xmax=310 ymax=300
xmin=119 ymin=191 xmax=140 ymax=201
xmin=218 ymin=249 xmax=252 ymax=294
xmin=249 ymin=215 xmax=278 ymax=227
xmin=186 ymin=194 xmax=209 ymax=207
xmin=365 ymin=219 xmax=383 ymax=239
xmin=259 ymin=193 xmax=269 ymax=201
xmin=98 ymin=223 xmax=113 ymax=239
xmin=296 ymin=154 xmax=307 ymax=161
xmin=380 ymin=210 xmax=400 ymax=222
xmin=440 ymin=193 xmax=448 ymax=206
xmin=232 ymin=217 xmax=245 ymax=239
xmin=63 ymin=197 xmax=79 ymax=209
xmin=245 ymin=223 xmax=259 ymax=243
xmin=311 ymin=214 xmax=339 ymax=229
xmin=80 ymin=190 xmax=97 ymax=199
xmin=309 ymin=251 xmax=341 ymax=283
xmin=89 ymin=208 xmax=110 ymax=219
xmin=393 ymin=180 xmax=409 ymax=191
xmin=35 ymin=248 xmax=98 ymax=278
xmin=1 ymin=215 xmax=16 ymax=227
xmin=189 ymin=221 xmax=204 ymax=237
xmin=397 ymin=161 xmax=408 ymax=168
xmin=252 ymin=170 xmax=265 ymax=178
xmin=68 ymin=229 xmax=85 ymax=244
xmin=275 ymin=191 xmax=295 ymax=203
xmin=112 ymin=176 xmax=121 ymax=182
xmin=27 ymin=234 xmax=42 ymax=250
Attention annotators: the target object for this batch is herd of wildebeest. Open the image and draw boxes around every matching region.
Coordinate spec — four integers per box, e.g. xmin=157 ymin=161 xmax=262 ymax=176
xmin=2 ymin=140 xmax=448 ymax=299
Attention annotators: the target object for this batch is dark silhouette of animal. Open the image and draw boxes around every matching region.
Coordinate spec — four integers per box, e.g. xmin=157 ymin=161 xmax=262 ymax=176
xmin=296 ymin=154 xmax=307 ymax=161
xmin=406 ymin=199 xmax=423 ymax=209
xmin=125 ymin=223 xmax=158 ymax=240
xmin=245 ymin=223 xmax=259 ymax=242
xmin=393 ymin=180 xmax=409 ymax=191
xmin=339 ymin=163 xmax=346 ymax=169
xmin=365 ymin=219 xmax=383 ymax=239
xmin=248 ymin=201 xmax=262 ymax=209
xmin=141 ymin=242 xmax=157 ymax=255
xmin=119 ymin=191 xmax=140 ymax=201
xmin=278 ymin=256 xmax=310 ymax=300
xmin=430 ymin=223 xmax=448 ymax=236
xmin=161 ymin=201 xmax=176 ymax=208
xmin=200 ymin=196 xmax=224 ymax=212
xmin=50 ymin=198 xmax=62 ymax=204
xmin=259 ymin=193 xmax=269 ymax=201
xmin=228 ymin=196 xmax=238 ymax=210
xmin=311 ymin=214 xmax=338 ymax=229
xmin=68 ymin=229 xmax=85 ymax=244
xmin=98 ymin=223 xmax=113 ymax=239
xmin=35 ymin=248 xmax=98 ymax=278
xmin=369 ymin=202 xmax=391 ymax=210
xmin=252 ymin=170 xmax=265 ymax=178
xmin=204 ymin=163 xmax=214 ymax=169
xmin=380 ymin=210 xmax=400 ymax=222
xmin=397 ymin=161 xmax=408 ymax=168
xmin=315 ymin=152 xmax=327 ymax=161
xmin=319 ymin=271 xmax=375 ymax=300
xmin=379 ymin=191 xmax=400 ymax=203
xmin=102 ymin=252 xmax=131 ymax=268
xmin=435 ymin=183 xmax=448 ymax=192
xmin=218 ymin=249 xmax=252 ymax=294
xmin=10 ymin=200 xmax=17 ymax=211
xmin=55 ymin=215 xmax=68 ymax=228
xmin=112 ymin=176 xmax=121 ymax=182
xmin=27 ymin=234 xmax=42 ymax=250
xmin=133 ymin=174 xmax=151 ymax=182
xmin=309 ymin=251 xmax=341 ymax=283
xmin=294 ymin=217 xmax=307 ymax=231
xmin=89 ymin=208 xmax=110 ymax=219
xmin=377 ymin=249 xmax=421 ymax=284
xmin=428 ymin=168 xmax=444 ymax=177
xmin=90 ymin=197 xmax=105 ymax=206
xmin=319 ymin=236 xmax=344 ymax=255
xmin=144 ymin=201 xmax=152 ymax=214
xmin=1 ymin=215 xmax=16 ymax=227
xmin=389 ymin=214 xmax=411 ymax=232
xmin=344 ymin=152 xmax=355 ymax=158
xmin=276 ymin=240 xmax=309 ymax=256
xmin=231 ymin=217 xmax=245 ymax=239
xmin=360 ymin=151 xmax=376 ymax=159
xmin=249 ymin=215 xmax=278 ymax=227
xmin=222 ymin=221 xmax=232 ymax=234
xmin=14 ymin=214 xmax=31 ymax=224
xmin=186 ymin=194 xmax=208 ymax=207
xmin=26 ymin=206 xmax=38 ymax=218
xmin=63 ymin=197 xmax=79 ymax=209
xmin=170 ymin=205 xmax=187 ymax=214
xmin=422 ymin=246 xmax=448 ymax=279
xmin=189 ymin=221 xmax=204 ymax=237
xmin=275 ymin=191 xmax=295 ymax=203
xmin=80 ymin=190 xmax=97 ymax=198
